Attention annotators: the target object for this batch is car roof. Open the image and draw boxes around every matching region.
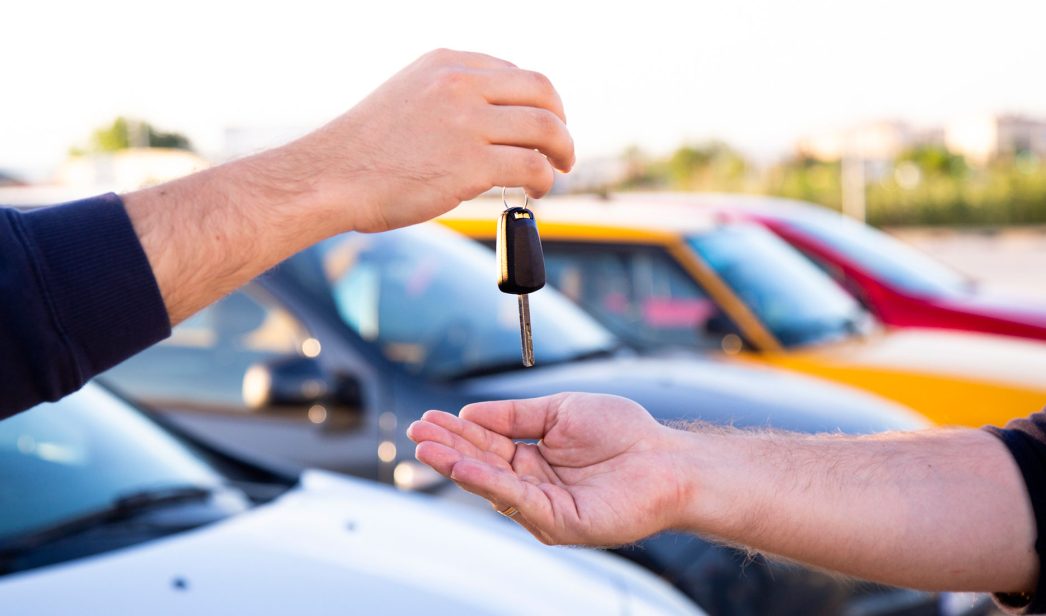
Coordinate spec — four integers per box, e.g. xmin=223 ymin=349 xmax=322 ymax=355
xmin=442 ymin=192 xmax=824 ymax=235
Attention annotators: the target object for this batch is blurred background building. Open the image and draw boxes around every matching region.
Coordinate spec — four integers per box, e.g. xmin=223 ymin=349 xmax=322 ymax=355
xmin=796 ymin=120 xmax=943 ymax=162
xmin=945 ymin=114 xmax=1046 ymax=164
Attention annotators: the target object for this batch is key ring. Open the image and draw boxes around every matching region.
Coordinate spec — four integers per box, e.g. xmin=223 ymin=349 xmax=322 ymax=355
xmin=502 ymin=186 xmax=530 ymax=211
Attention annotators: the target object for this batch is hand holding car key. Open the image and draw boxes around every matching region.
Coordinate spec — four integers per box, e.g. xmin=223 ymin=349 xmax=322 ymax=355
xmin=496 ymin=187 xmax=545 ymax=367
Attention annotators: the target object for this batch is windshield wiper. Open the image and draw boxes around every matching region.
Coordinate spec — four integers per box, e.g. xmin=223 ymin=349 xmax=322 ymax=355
xmin=0 ymin=484 xmax=219 ymax=568
xmin=562 ymin=344 xmax=623 ymax=363
xmin=444 ymin=345 xmax=622 ymax=381
xmin=443 ymin=359 xmax=538 ymax=381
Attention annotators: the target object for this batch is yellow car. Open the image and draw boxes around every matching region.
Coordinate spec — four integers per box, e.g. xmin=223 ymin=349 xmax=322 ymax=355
xmin=441 ymin=193 xmax=1046 ymax=428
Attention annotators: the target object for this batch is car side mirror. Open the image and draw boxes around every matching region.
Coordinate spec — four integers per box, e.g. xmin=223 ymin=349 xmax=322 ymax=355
xmin=242 ymin=356 xmax=364 ymax=429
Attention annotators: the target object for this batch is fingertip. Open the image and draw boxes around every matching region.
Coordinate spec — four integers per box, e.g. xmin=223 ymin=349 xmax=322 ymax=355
xmin=414 ymin=439 xmax=438 ymax=459
xmin=423 ymin=410 xmax=464 ymax=434
xmin=406 ymin=421 xmax=422 ymax=442
xmin=423 ymin=410 xmax=461 ymax=429
xmin=524 ymin=164 xmax=555 ymax=202
xmin=406 ymin=419 xmax=441 ymax=443
xmin=525 ymin=187 xmax=549 ymax=201
xmin=558 ymin=152 xmax=576 ymax=174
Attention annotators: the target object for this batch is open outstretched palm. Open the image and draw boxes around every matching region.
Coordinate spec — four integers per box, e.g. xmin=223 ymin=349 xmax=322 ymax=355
xmin=407 ymin=393 xmax=689 ymax=545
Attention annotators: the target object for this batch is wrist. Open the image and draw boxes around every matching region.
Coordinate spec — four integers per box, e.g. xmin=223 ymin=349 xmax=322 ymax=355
xmin=232 ymin=144 xmax=347 ymax=236
xmin=271 ymin=117 xmax=388 ymax=235
xmin=661 ymin=426 xmax=754 ymax=540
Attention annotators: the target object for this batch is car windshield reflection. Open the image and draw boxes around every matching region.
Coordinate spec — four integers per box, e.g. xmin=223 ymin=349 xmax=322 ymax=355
xmin=688 ymin=225 xmax=867 ymax=348
xmin=0 ymin=386 xmax=230 ymax=543
xmin=781 ymin=209 xmax=970 ymax=296
xmin=313 ymin=224 xmax=616 ymax=380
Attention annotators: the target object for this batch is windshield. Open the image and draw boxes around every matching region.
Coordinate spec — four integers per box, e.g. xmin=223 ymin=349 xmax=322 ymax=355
xmin=688 ymin=225 xmax=865 ymax=347
xmin=0 ymin=385 xmax=226 ymax=541
xmin=779 ymin=209 xmax=969 ymax=296
xmin=309 ymin=224 xmax=615 ymax=380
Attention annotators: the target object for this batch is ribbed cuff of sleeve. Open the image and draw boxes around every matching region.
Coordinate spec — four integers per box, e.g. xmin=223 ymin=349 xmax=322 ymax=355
xmin=20 ymin=193 xmax=171 ymax=380
xmin=985 ymin=420 xmax=1046 ymax=615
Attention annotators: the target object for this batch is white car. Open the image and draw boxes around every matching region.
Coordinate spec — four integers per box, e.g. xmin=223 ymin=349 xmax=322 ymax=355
xmin=0 ymin=385 xmax=700 ymax=615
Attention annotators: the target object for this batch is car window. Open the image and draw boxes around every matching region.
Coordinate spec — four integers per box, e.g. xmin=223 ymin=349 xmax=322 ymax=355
xmin=689 ymin=224 xmax=864 ymax=348
xmin=103 ymin=291 xmax=311 ymax=412
xmin=780 ymin=210 xmax=969 ymax=296
xmin=0 ymin=385 xmax=225 ymax=541
xmin=542 ymin=242 xmax=727 ymax=350
xmin=311 ymin=225 xmax=615 ymax=380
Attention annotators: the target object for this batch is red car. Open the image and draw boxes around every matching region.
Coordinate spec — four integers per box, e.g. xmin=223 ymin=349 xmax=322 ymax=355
xmin=710 ymin=195 xmax=1046 ymax=342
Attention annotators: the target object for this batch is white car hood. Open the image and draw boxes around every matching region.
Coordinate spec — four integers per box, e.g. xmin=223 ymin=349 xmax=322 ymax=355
xmin=0 ymin=470 xmax=700 ymax=616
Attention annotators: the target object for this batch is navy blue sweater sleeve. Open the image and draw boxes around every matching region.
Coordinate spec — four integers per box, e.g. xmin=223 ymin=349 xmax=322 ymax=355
xmin=0 ymin=193 xmax=171 ymax=418
xmin=985 ymin=412 xmax=1046 ymax=614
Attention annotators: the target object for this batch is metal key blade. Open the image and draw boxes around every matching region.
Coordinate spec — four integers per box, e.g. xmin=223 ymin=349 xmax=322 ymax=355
xmin=518 ymin=294 xmax=535 ymax=367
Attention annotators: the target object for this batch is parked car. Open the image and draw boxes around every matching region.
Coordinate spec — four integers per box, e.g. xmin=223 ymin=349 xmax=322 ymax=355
xmin=712 ymin=194 xmax=1046 ymax=342
xmin=98 ymin=222 xmax=949 ymax=614
xmin=440 ymin=194 xmax=1046 ymax=428
xmin=0 ymin=384 xmax=700 ymax=615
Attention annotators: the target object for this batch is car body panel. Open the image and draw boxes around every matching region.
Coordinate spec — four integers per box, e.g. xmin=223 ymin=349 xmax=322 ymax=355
xmin=441 ymin=195 xmax=1046 ymax=428
xmin=0 ymin=465 xmax=699 ymax=615
xmin=730 ymin=198 xmax=1046 ymax=342
xmin=461 ymin=354 xmax=928 ymax=434
xmin=749 ymin=329 xmax=1046 ymax=428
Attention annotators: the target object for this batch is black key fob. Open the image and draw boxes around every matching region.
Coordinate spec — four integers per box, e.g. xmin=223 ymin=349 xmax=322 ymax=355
xmin=496 ymin=206 xmax=545 ymax=295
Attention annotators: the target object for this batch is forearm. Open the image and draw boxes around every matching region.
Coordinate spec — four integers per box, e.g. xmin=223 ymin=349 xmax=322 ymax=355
xmin=122 ymin=144 xmax=340 ymax=324
xmin=122 ymin=49 xmax=573 ymax=326
xmin=675 ymin=426 xmax=1037 ymax=593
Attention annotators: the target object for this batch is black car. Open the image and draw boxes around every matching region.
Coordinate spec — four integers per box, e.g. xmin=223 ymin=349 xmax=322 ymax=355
xmin=102 ymin=222 xmax=970 ymax=615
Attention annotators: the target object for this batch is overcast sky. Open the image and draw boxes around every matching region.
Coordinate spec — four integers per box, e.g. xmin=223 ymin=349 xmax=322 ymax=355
xmin=3 ymin=0 xmax=1045 ymax=179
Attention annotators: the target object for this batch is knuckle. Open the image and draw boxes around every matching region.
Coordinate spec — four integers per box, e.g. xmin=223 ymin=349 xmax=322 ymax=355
xmin=551 ymin=392 xmax=573 ymax=405
xmin=430 ymin=77 xmax=482 ymax=111
xmin=433 ymin=67 xmax=471 ymax=92
xmin=523 ymin=150 xmax=549 ymax=176
xmin=527 ymin=70 xmax=554 ymax=95
xmin=426 ymin=48 xmax=456 ymax=63
xmin=529 ymin=109 xmax=559 ymax=138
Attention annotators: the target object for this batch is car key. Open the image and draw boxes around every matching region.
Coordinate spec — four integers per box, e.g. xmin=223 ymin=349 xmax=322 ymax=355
xmin=497 ymin=188 xmax=545 ymax=367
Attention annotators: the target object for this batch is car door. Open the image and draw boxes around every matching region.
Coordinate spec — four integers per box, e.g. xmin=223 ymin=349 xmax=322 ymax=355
xmin=540 ymin=241 xmax=744 ymax=353
xmin=100 ymin=287 xmax=379 ymax=477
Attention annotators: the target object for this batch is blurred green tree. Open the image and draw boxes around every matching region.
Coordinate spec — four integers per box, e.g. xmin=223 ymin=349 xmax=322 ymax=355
xmin=611 ymin=140 xmax=1046 ymax=227
xmin=666 ymin=141 xmax=748 ymax=190
xmin=897 ymin=145 xmax=967 ymax=177
xmin=764 ymin=155 xmax=842 ymax=210
xmin=619 ymin=145 xmax=667 ymax=190
xmin=70 ymin=117 xmax=193 ymax=156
